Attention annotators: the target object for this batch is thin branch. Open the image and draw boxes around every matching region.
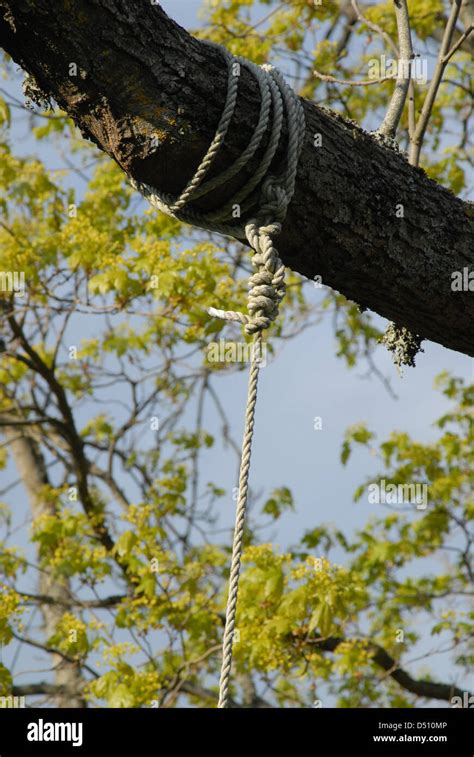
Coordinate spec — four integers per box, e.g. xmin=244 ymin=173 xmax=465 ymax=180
xmin=378 ymin=0 xmax=414 ymax=139
xmin=442 ymin=24 xmax=474 ymax=63
xmin=409 ymin=0 xmax=464 ymax=165
xmin=351 ymin=0 xmax=399 ymax=56
xmin=10 ymin=630 xmax=99 ymax=678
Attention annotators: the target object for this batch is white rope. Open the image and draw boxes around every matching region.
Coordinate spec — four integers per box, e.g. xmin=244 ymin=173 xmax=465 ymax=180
xmin=130 ymin=40 xmax=305 ymax=708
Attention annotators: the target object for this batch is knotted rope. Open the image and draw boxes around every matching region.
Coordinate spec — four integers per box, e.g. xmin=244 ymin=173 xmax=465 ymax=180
xmin=131 ymin=40 xmax=305 ymax=708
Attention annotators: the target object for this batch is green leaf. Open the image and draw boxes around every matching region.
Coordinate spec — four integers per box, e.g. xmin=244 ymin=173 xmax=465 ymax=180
xmin=264 ymin=570 xmax=284 ymax=601
xmin=109 ymin=683 xmax=135 ymax=708
xmin=309 ymin=602 xmax=333 ymax=637
xmin=115 ymin=530 xmax=138 ymax=558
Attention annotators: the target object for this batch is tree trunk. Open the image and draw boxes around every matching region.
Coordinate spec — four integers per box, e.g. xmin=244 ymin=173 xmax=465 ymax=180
xmin=0 ymin=0 xmax=472 ymax=356
xmin=3 ymin=425 xmax=86 ymax=707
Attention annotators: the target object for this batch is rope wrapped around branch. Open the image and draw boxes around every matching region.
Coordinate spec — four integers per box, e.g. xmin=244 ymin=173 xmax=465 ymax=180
xmin=130 ymin=39 xmax=305 ymax=708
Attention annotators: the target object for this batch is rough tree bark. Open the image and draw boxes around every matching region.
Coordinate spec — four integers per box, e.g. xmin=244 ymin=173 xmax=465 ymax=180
xmin=0 ymin=0 xmax=472 ymax=356
xmin=3 ymin=423 xmax=86 ymax=707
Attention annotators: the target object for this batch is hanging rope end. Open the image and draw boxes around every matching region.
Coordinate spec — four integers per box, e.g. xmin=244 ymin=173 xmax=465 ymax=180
xmin=207 ymin=306 xmax=221 ymax=318
xmin=207 ymin=306 xmax=249 ymax=326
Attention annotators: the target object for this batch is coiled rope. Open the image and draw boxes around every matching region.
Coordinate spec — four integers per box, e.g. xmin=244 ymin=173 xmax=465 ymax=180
xmin=131 ymin=40 xmax=305 ymax=708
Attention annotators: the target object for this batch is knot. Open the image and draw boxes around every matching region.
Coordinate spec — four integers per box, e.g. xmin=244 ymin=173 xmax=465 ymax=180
xmin=260 ymin=177 xmax=289 ymax=222
xmin=179 ymin=47 xmax=306 ymax=348
xmin=244 ymin=222 xmax=286 ymax=335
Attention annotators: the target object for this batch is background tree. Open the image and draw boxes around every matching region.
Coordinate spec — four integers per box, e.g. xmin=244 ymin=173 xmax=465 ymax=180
xmin=0 ymin=0 xmax=472 ymax=708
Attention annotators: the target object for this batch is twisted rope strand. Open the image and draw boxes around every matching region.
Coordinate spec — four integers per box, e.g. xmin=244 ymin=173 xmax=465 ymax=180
xmin=130 ymin=39 xmax=305 ymax=708
xmin=168 ymin=46 xmax=240 ymax=213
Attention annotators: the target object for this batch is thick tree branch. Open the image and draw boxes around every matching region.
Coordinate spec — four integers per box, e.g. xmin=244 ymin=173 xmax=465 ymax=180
xmin=0 ymin=0 xmax=472 ymax=357
xmin=18 ymin=591 xmax=126 ymax=609
xmin=12 ymin=682 xmax=82 ymax=698
xmin=305 ymin=635 xmax=472 ymax=703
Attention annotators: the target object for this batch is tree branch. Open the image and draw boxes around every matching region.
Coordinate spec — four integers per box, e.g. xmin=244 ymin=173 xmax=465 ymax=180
xmin=0 ymin=1 xmax=472 ymax=356
xmin=305 ymin=635 xmax=471 ymax=703
xmin=11 ymin=630 xmax=98 ymax=679
xmin=12 ymin=682 xmax=82 ymax=698
xmin=443 ymin=24 xmax=474 ymax=63
xmin=409 ymin=0 xmax=465 ymax=166
xmin=18 ymin=591 xmax=126 ymax=609
xmin=378 ymin=0 xmax=413 ymax=139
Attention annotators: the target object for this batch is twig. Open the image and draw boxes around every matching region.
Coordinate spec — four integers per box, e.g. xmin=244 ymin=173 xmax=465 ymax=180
xmin=351 ymin=0 xmax=399 ymax=56
xmin=314 ymin=70 xmax=397 ymax=86
xmin=442 ymin=24 xmax=474 ymax=63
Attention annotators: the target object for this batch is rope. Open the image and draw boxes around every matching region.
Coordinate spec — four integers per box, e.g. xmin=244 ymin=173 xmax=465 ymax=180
xmin=130 ymin=39 xmax=305 ymax=708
